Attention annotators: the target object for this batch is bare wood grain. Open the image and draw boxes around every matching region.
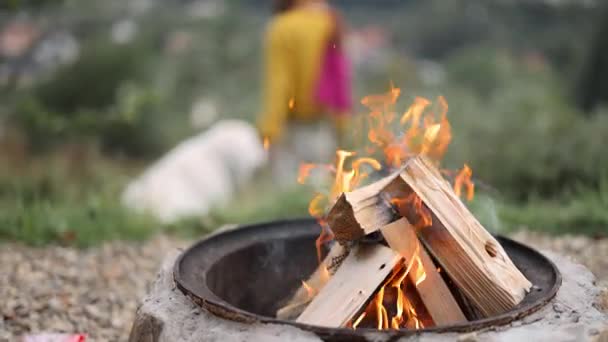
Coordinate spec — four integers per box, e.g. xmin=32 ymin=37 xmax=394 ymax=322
xmin=296 ymin=244 xmax=401 ymax=327
xmin=381 ymin=218 xmax=467 ymax=325
xmin=326 ymin=156 xmax=532 ymax=316
xmin=276 ymin=244 xmax=347 ymax=320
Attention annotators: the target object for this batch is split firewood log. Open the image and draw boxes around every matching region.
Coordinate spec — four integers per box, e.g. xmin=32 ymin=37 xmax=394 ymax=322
xmin=296 ymin=244 xmax=401 ymax=327
xmin=276 ymin=244 xmax=348 ymax=320
xmin=326 ymin=156 xmax=532 ymax=317
xmin=381 ymin=218 xmax=467 ymax=325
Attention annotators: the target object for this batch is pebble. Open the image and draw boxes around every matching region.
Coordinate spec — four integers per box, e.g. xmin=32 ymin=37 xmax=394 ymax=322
xmin=595 ymin=289 xmax=608 ymax=313
xmin=0 ymin=234 xmax=188 ymax=341
xmin=553 ymin=303 xmax=566 ymax=313
xmin=596 ymin=329 xmax=608 ymax=342
xmin=509 ymin=231 xmax=608 ymax=287
xmin=0 ymin=231 xmax=605 ymax=341
xmin=457 ymin=332 xmax=479 ymax=341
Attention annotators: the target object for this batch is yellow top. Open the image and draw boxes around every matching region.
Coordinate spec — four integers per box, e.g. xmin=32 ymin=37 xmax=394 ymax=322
xmin=257 ymin=6 xmax=333 ymax=142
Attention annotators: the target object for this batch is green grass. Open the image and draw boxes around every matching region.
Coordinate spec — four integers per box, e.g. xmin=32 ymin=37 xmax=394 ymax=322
xmin=0 ymin=150 xmax=159 ymax=247
xmin=1 ymin=1 xmax=606 ymax=246
xmin=0 ymin=149 xmax=313 ymax=247
xmin=0 ymin=139 xmax=606 ymax=248
xmin=2 ymin=193 xmax=158 ymax=247
xmin=167 ymin=185 xmax=311 ymax=238
xmin=497 ymin=181 xmax=608 ymax=236
xmin=0 ymin=186 xmax=311 ymax=247
xmin=468 ymin=181 xmax=608 ymax=237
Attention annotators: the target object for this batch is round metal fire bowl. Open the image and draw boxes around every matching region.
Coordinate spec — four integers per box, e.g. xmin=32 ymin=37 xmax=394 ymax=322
xmin=174 ymin=218 xmax=561 ymax=341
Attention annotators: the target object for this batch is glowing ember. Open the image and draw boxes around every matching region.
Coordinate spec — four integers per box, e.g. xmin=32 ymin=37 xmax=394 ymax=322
xmin=289 ymin=97 xmax=295 ymax=110
xmin=263 ymin=137 xmax=270 ymax=151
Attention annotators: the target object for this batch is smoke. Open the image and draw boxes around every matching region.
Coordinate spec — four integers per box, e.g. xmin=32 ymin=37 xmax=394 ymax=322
xmin=468 ymin=193 xmax=503 ymax=235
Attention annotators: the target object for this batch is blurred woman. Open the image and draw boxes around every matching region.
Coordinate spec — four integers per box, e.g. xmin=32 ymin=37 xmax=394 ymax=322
xmin=257 ymin=0 xmax=352 ymax=186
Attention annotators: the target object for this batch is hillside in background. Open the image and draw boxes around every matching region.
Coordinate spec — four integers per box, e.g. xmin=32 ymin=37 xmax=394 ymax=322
xmin=0 ymin=0 xmax=607 ymax=246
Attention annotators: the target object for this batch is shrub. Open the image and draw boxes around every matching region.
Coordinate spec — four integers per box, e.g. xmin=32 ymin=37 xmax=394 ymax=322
xmin=443 ymin=61 xmax=608 ymax=199
xmin=10 ymin=39 xmax=179 ymax=156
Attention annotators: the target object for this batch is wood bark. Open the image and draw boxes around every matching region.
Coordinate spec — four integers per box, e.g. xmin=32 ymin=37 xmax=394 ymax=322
xmin=327 ymin=169 xmax=403 ymax=242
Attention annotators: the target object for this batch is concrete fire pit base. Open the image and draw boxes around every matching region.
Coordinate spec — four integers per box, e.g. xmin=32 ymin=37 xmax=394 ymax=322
xmin=129 ymin=249 xmax=608 ymax=342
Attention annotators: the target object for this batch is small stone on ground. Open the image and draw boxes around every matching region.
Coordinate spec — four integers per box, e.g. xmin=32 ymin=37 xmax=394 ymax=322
xmin=0 ymin=231 xmax=606 ymax=341
xmin=0 ymin=235 xmax=188 ymax=341
xmin=509 ymin=231 xmax=608 ymax=288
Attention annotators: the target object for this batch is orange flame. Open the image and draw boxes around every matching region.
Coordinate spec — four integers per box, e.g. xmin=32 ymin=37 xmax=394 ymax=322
xmin=297 ymin=151 xmax=381 ymax=210
xmin=391 ymin=193 xmax=433 ymax=229
xmin=330 ymin=151 xmax=382 ymax=201
xmin=314 ymin=223 xmax=334 ymax=264
xmin=307 ymin=194 xmax=326 ymax=221
xmin=361 ymin=82 xmax=401 ymax=112
xmin=302 ymin=280 xmax=316 ymax=299
xmin=454 ymin=164 xmax=475 ymax=201
xmin=298 ymin=150 xmax=381 ymax=263
xmin=297 ymin=85 xmax=474 ymax=331
xmin=289 ymin=97 xmax=295 ymax=110
xmin=353 ymin=235 xmax=429 ymax=330
xmin=319 ymin=264 xmax=331 ymax=283
xmin=413 ymin=255 xmax=427 ymax=287
xmin=297 ymin=164 xmax=316 ymax=185
xmin=362 ymin=86 xmax=453 ymax=170
xmin=400 ymin=96 xmax=430 ymax=126
xmin=352 ymin=312 xmax=366 ymax=329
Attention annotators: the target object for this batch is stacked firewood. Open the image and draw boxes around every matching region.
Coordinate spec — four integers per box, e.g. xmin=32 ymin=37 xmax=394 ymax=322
xmin=277 ymin=156 xmax=531 ymax=328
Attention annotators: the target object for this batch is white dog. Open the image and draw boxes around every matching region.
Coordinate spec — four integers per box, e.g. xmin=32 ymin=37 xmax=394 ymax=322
xmin=122 ymin=120 xmax=267 ymax=223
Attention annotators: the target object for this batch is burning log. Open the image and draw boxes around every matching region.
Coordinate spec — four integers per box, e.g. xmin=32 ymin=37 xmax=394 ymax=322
xmin=296 ymin=244 xmax=401 ymax=327
xmin=279 ymin=86 xmax=532 ymax=329
xmin=396 ymin=157 xmax=532 ymax=316
xmin=326 ymin=156 xmax=532 ymax=317
xmin=380 ymin=218 xmax=467 ymax=325
xmin=276 ymin=244 xmax=348 ymax=320
xmin=327 ymin=169 xmax=403 ymax=243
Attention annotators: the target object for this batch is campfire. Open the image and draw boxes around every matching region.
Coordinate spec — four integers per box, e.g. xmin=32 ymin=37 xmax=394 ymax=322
xmin=275 ymin=86 xmax=532 ymax=329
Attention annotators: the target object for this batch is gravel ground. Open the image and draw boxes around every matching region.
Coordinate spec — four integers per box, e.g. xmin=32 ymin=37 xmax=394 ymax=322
xmin=0 ymin=235 xmax=189 ymax=341
xmin=509 ymin=231 xmax=608 ymax=288
xmin=0 ymin=232 xmax=606 ymax=341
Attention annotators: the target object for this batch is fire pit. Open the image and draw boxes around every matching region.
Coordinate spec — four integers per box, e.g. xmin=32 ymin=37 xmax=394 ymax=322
xmin=131 ymin=88 xmax=606 ymax=342
xmin=173 ymin=218 xmax=561 ymax=341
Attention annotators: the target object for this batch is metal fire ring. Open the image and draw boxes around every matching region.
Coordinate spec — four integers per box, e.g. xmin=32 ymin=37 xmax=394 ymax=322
xmin=174 ymin=218 xmax=561 ymax=341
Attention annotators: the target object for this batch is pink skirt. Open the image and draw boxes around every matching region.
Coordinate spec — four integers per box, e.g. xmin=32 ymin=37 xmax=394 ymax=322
xmin=315 ymin=45 xmax=353 ymax=115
